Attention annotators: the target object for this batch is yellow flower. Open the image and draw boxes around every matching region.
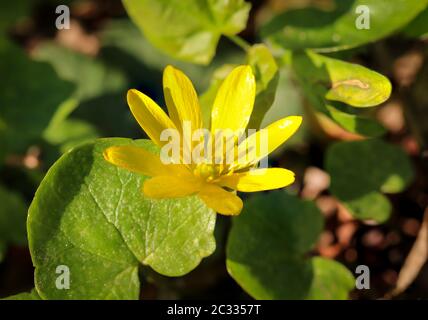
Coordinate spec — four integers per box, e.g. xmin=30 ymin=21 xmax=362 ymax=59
xmin=104 ymin=65 xmax=302 ymax=215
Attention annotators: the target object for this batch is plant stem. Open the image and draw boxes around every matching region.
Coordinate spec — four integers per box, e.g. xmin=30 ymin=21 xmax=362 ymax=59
xmin=226 ymin=35 xmax=251 ymax=52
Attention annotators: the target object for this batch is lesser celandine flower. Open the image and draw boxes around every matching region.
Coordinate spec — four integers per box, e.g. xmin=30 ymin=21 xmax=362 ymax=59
xmin=104 ymin=65 xmax=302 ymax=215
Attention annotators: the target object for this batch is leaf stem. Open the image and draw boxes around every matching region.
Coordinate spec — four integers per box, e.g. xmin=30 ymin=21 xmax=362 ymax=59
xmin=226 ymin=35 xmax=251 ymax=52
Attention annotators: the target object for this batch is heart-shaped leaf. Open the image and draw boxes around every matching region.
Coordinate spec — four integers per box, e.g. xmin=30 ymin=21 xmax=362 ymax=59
xmin=326 ymin=139 xmax=414 ymax=222
xmin=122 ymin=0 xmax=250 ymax=64
xmin=28 ymin=138 xmax=216 ymax=299
xmin=226 ymin=191 xmax=354 ymax=299
xmin=261 ymin=0 xmax=428 ymax=52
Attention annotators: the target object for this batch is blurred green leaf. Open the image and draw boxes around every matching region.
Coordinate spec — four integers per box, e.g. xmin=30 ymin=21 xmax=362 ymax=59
xmin=122 ymin=0 xmax=250 ymax=64
xmin=44 ymin=118 xmax=100 ymax=154
xmin=33 ymin=43 xmax=128 ymax=101
xmin=402 ymin=6 xmax=428 ymax=39
xmin=326 ymin=139 xmax=414 ymax=222
xmin=287 ymin=50 xmax=389 ymax=136
xmin=0 ymin=184 xmax=28 ymax=263
xmin=2 ymin=289 xmax=41 ymax=300
xmin=28 ymin=138 xmax=216 ymax=299
xmin=226 ymin=192 xmax=354 ymax=299
xmin=261 ymin=0 xmax=428 ymax=52
xmin=43 ymin=99 xmax=100 ymax=154
xmin=246 ymin=44 xmax=280 ymax=130
xmin=101 ymin=20 xmax=245 ymax=92
xmin=0 ymin=44 xmax=74 ymax=154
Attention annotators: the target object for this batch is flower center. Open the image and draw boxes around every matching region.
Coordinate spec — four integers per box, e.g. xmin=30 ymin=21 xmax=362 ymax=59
xmin=193 ymin=163 xmax=222 ymax=182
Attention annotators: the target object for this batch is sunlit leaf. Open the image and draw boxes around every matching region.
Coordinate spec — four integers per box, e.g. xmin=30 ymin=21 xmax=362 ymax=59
xmin=28 ymin=138 xmax=216 ymax=299
xmin=261 ymin=0 xmax=428 ymax=52
xmin=122 ymin=0 xmax=250 ymax=64
xmin=286 ymin=50 xmax=389 ymax=137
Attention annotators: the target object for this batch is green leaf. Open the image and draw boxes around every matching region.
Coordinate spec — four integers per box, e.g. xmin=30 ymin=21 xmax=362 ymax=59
xmin=287 ymin=50 xmax=389 ymax=136
xmin=226 ymin=192 xmax=354 ymax=300
xmin=122 ymin=0 xmax=250 ymax=64
xmin=2 ymin=289 xmax=41 ymax=300
xmin=261 ymin=0 xmax=428 ymax=52
xmin=288 ymin=50 xmax=391 ymax=107
xmin=326 ymin=139 xmax=414 ymax=222
xmin=0 ymin=184 xmax=28 ymax=246
xmin=28 ymin=138 xmax=216 ymax=299
xmin=246 ymin=44 xmax=280 ymax=130
xmin=324 ymin=104 xmax=386 ymax=137
xmin=402 ymin=6 xmax=428 ymax=39
xmin=0 ymin=44 xmax=74 ymax=154
xmin=43 ymin=99 xmax=100 ymax=154
xmin=33 ymin=43 xmax=128 ymax=101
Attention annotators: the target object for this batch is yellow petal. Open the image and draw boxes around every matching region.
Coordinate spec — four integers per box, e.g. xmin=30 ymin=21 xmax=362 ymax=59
xmin=127 ymin=89 xmax=176 ymax=146
xmin=217 ymin=168 xmax=295 ymax=192
xmin=211 ymin=65 xmax=256 ymax=133
xmin=199 ymin=184 xmax=243 ymax=215
xmin=163 ymin=65 xmax=203 ymax=132
xmin=143 ymin=175 xmax=202 ymax=198
xmin=237 ymin=116 xmax=302 ymax=166
xmin=104 ymin=145 xmax=190 ymax=177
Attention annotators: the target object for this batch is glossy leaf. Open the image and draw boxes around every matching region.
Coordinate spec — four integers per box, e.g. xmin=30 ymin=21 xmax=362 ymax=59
xmin=122 ymin=0 xmax=250 ymax=64
xmin=326 ymin=139 xmax=414 ymax=222
xmin=288 ymin=50 xmax=391 ymax=108
xmin=227 ymin=192 xmax=354 ymax=299
xmin=287 ymin=50 xmax=389 ymax=137
xmin=28 ymin=138 xmax=216 ymax=299
xmin=261 ymin=0 xmax=428 ymax=52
